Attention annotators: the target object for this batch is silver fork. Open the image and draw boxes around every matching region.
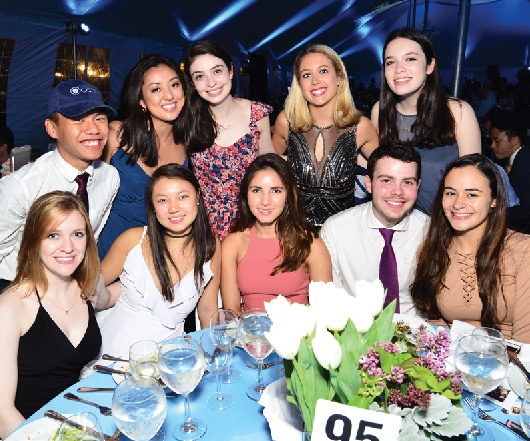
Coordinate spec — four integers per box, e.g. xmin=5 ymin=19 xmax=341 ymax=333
xmin=64 ymin=392 xmax=112 ymax=416
xmin=464 ymin=396 xmax=528 ymax=439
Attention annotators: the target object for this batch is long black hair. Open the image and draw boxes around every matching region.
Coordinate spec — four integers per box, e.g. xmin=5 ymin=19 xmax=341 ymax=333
xmin=117 ymin=54 xmax=192 ymax=167
xmin=182 ymin=40 xmax=237 ymax=153
xmin=146 ymin=164 xmax=216 ymax=301
xmin=378 ymin=28 xmax=457 ymax=149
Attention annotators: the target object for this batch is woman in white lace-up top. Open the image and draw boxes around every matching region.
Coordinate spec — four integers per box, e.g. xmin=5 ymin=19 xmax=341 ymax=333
xmin=96 ymin=164 xmax=220 ymax=356
xmin=411 ymin=154 xmax=530 ymax=343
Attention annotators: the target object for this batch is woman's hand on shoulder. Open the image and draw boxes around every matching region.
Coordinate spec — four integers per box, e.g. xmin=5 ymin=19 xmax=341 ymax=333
xmin=357 ymin=115 xmax=379 ymax=159
xmin=448 ymin=99 xmax=481 ymax=156
xmin=272 ymin=111 xmax=289 ymax=155
xmin=306 ymin=236 xmax=332 ymax=282
xmin=102 ymin=120 xmax=123 ymax=163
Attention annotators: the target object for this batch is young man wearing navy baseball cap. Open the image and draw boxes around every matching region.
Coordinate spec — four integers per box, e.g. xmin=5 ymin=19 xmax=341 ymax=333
xmin=0 ymin=80 xmax=120 ymax=291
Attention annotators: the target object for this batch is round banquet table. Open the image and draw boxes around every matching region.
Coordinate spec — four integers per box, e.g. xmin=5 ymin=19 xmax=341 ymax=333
xmin=13 ymin=328 xmax=529 ymax=441
xmin=19 ymin=328 xmax=274 ymax=441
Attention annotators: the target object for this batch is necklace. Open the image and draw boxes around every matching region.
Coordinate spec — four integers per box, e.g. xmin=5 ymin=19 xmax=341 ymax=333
xmin=399 ymin=113 xmax=413 ymax=133
xmin=46 ymin=295 xmax=77 ymax=314
xmin=165 ymin=229 xmax=193 ymax=239
xmin=312 ymin=124 xmax=334 ymax=167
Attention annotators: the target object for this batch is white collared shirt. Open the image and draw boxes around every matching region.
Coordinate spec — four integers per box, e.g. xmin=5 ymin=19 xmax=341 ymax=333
xmin=320 ymin=202 xmax=429 ymax=317
xmin=0 ymin=150 xmax=119 ymax=280
xmin=509 ymin=145 xmax=524 ymax=167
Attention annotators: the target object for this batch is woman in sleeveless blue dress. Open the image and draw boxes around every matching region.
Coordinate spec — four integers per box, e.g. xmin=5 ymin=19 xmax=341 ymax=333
xmin=0 ymin=192 xmax=101 ymax=437
xmin=98 ymin=54 xmax=191 ymax=259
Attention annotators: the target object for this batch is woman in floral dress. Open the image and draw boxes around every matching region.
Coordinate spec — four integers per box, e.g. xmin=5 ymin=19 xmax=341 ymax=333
xmin=183 ymin=40 xmax=275 ymax=240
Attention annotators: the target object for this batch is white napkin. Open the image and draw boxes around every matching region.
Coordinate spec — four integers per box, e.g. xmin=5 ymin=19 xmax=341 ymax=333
xmin=259 ymin=378 xmax=305 ymax=441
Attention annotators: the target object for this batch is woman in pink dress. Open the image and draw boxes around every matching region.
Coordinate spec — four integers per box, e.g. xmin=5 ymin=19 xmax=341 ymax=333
xmin=221 ymin=154 xmax=332 ymax=313
xmin=183 ymin=41 xmax=276 ymax=241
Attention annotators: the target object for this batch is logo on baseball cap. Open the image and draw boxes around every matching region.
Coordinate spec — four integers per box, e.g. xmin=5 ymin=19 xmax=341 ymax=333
xmin=48 ymin=79 xmax=116 ymax=118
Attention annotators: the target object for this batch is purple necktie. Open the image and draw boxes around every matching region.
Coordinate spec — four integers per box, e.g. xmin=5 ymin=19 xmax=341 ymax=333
xmin=74 ymin=172 xmax=90 ymax=213
xmin=379 ymin=228 xmax=399 ymax=312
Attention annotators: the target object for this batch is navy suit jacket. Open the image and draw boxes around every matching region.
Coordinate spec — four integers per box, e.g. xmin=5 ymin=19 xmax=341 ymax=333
xmin=510 ymin=145 xmax=530 ymax=207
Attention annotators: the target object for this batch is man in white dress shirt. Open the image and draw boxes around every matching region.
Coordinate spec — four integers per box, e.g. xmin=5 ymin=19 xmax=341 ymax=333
xmin=0 ymin=80 xmax=120 ymax=290
xmin=320 ymin=144 xmax=428 ymax=316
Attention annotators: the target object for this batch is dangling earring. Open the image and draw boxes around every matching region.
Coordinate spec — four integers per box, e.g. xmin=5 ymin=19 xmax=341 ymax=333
xmin=141 ymin=106 xmax=147 ymax=113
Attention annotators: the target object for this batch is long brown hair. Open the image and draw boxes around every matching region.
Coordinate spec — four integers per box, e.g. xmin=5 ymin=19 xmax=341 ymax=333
xmin=11 ymin=191 xmax=100 ymax=298
xmin=411 ymin=154 xmax=508 ymax=328
xmin=146 ymin=164 xmax=216 ymax=301
xmin=233 ymin=154 xmax=314 ymax=274
xmin=378 ymin=28 xmax=457 ymax=149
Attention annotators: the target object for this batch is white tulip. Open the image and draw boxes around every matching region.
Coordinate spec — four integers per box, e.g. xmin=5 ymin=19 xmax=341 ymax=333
xmin=289 ymin=302 xmax=316 ymax=337
xmin=308 ymin=281 xmax=336 ymax=306
xmin=348 ymin=308 xmax=375 ymax=333
xmin=311 ymin=324 xmax=342 ymax=370
xmin=265 ymin=321 xmax=303 ymax=360
xmin=264 ymin=294 xmax=291 ymax=324
xmin=354 ymin=279 xmax=386 ymax=317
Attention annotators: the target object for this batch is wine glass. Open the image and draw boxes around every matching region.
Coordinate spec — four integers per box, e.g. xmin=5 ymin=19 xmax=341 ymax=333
xmin=129 ymin=340 xmax=159 ymax=377
xmin=58 ymin=412 xmax=104 ymax=441
xmin=520 ymin=389 xmax=530 ymax=436
xmin=238 ymin=308 xmax=273 ymax=401
xmin=471 ymin=327 xmax=507 ymax=411
xmin=112 ymin=375 xmax=166 ymax=441
xmin=210 ymin=309 xmax=241 ymax=383
xmin=199 ymin=333 xmax=234 ymax=410
xmin=158 ymin=336 xmax=206 ymax=441
xmin=454 ymin=334 xmax=509 ymax=441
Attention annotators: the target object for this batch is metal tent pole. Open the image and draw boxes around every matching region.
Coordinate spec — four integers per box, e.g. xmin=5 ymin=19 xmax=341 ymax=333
xmin=451 ymin=0 xmax=471 ymax=98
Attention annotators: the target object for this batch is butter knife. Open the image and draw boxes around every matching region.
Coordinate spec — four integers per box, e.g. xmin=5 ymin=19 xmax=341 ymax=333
xmin=44 ymin=410 xmax=114 ymax=441
xmin=508 ymin=349 xmax=530 ymax=383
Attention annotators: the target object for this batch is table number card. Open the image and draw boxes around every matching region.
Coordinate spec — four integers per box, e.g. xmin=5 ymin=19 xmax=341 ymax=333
xmin=311 ymin=399 xmax=402 ymax=441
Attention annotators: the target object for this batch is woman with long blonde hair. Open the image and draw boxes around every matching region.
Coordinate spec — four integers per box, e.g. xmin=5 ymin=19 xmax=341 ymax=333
xmin=273 ymin=44 xmax=378 ymax=230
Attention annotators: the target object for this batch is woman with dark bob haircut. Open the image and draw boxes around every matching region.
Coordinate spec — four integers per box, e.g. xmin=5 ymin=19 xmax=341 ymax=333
xmin=222 ymin=154 xmax=332 ymax=313
xmin=411 ymin=154 xmax=530 ymax=342
xmin=97 ymin=164 xmax=220 ymax=356
xmin=0 ymin=191 xmax=101 ymax=437
xmin=98 ymin=54 xmax=192 ymax=259
xmin=371 ymin=28 xmax=481 ymax=214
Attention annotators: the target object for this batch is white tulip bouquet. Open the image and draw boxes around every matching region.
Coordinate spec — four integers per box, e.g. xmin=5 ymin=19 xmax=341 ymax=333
xmin=264 ymin=281 xmax=471 ymax=440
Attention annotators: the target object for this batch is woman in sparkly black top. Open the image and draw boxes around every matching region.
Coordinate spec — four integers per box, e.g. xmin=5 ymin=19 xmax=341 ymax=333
xmin=273 ymin=44 xmax=378 ymax=230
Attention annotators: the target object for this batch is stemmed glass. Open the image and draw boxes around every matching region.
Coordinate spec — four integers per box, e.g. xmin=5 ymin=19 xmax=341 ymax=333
xmin=238 ymin=308 xmax=273 ymax=401
xmin=199 ymin=333 xmax=234 ymax=410
xmin=158 ymin=336 xmax=206 ymax=441
xmin=520 ymin=389 xmax=530 ymax=436
xmin=58 ymin=412 xmax=104 ymax=441
xmin=129 ymin=340 xmax=160 ymax=378
xmin=471 ymin=327 xmax=507 ymax=411
xmin=454 ymin=334 xmax=509 ymax=441
xmin=210 ymin=309 xmax=241 ymax=383
xmin=112 ymin=376 xmax=167 ymax=441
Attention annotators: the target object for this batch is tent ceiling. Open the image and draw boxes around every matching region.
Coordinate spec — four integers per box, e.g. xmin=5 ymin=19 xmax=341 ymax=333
xmin=1 ymin=0 xmax=530 ymax=75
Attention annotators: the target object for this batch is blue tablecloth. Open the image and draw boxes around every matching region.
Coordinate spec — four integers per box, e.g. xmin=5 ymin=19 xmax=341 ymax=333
xmin=24 ymin=329 xmax=274 ymax=441
xmin=19 ymin=328 xmax=528 ymax=441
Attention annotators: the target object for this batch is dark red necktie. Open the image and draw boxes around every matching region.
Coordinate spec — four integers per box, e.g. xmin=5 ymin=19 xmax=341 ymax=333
xmin=74 ymin=172 xmax=90 ymax=213
xmin=379 ymin=228 xmax=399 ymax=312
